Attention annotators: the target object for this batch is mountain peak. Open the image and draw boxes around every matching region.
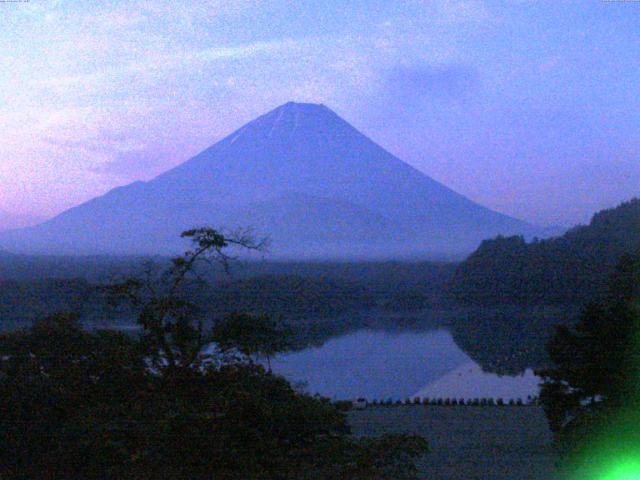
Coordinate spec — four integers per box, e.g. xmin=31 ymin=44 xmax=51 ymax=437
xmin=0 ymin=102 xmax=533 ymax=257
xmin=277 ymin=101 xmax=329 ymax=111
xmin=226 ymin=101 xmax=348 ymax=146
xmin=261 ymin=101 xmax=335 ymax=124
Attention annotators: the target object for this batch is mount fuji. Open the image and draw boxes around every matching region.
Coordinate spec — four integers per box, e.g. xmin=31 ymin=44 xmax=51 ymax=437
xmin=0 ymin=102 xmax=535 ymax=258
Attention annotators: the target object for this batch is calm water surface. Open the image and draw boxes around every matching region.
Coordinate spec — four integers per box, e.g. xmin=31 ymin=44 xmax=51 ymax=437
xmin=270 ymin=329 xmax=539 ymax=401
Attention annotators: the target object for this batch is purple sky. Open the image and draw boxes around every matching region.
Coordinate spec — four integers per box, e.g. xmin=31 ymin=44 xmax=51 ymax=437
xmin=1 ymin=0 xmax=639 ymax=227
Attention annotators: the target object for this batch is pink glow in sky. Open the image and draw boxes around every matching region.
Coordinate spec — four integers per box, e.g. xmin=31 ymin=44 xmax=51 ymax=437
xmin=1 ymin=0 xmax=639 ymax=227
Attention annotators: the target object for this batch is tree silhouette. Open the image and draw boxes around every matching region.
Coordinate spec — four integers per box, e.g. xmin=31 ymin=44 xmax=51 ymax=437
xmin=108 ymin=227 xmax=268 ymax=372
xmin=0 ymin=228 xmax=429 ymax=479
xmin=212 ymin=312 xmax=292 ymax=371
xmin=539 ymin=253 xmax=640 ymax=459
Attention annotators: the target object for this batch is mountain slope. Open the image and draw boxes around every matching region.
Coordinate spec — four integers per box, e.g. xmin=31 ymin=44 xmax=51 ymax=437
xmin=0 ymin=102 xmax=533 ymax=258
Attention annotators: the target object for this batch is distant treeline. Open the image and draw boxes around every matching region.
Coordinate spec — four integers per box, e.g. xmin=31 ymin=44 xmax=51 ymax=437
xmin=443 ymin=199 xmax=640 ymax=373
xmin=0 ymin=278 xmax=94 ymax=331
xmin=0 ymin=253 xmax=150 ymax=282
xmin=0 ymin=261 xmax=457 ymax=333
xmin=2 ymin=199 xmax=639 ymax=376
xmin=449 ymin=198 xmax=640 ymax=305
xmin=367 ymin=397 xmax=534 ymax=407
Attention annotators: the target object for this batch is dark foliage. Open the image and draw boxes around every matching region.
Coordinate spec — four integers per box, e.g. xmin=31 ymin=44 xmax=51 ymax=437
xmin=449 ymin=304 xmax=580 ymax=374
xmin=0 ymin=315 xmax=428 ymax=479
xmin=212 ymin=312 xmax=292 ymax=370
xmin=0 ymin=260 xmax=456 ymax=333
xmin=0 ymin=313 xmax=147 ymax=479
xmin=450 ymin=198 xmax=640 ymax=305
xmin=0 ymin=278 xmax=94 ymax=330
xmin=209 ymin=274 xmax=376 ymax=319
xmin=0 ymin=229 xmax=429 ymax=479
xmin=539 ymin=253 xmax=640 ymax=461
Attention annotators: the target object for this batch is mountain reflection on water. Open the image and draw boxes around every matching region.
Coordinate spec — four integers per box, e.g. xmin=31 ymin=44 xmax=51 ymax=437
xmin=270 ymin=329 xmax=540 ymax=401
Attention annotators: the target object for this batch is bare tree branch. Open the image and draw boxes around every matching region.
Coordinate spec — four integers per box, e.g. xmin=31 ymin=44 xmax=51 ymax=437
xmin=106 ymin=227 xmax=270 ymax=372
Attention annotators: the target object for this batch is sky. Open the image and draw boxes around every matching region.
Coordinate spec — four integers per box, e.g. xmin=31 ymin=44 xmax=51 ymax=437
xmin=0 ymin=0 xmax=639 ymax=227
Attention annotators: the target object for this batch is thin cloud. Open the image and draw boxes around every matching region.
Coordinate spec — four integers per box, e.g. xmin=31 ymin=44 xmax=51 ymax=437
xmin=385 ymin=64 xmax=480 ymax=102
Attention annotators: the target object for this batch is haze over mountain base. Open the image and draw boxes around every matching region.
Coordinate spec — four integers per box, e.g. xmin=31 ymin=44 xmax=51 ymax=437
xmin=0 ymin=211 xmax=44 ymax=233
xmin=0 ymin=102 xmax=538 ymax=259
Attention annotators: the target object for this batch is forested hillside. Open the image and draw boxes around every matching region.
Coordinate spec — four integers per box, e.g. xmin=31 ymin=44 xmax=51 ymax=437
xmin=0 ymin=279 xmax=94 ymax=331
xmin=0 ymin=261 xmax=456 ymax=333
xmin=450 ymin=199 xmax=640 ymax=305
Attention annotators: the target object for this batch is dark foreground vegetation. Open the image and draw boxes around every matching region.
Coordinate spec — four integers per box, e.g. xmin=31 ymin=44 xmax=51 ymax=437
xmin=539 ymin=252 xmax=640 ymax=478
xmin=0 ymin=230 xmax=428 ymax=480
xmin=1 ymin=199 xmax=639 ymax=478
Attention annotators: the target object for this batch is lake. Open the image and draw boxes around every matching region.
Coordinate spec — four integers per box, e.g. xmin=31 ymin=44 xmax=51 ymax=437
xmin=270 ymin=329 xmax=540 ymax=401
